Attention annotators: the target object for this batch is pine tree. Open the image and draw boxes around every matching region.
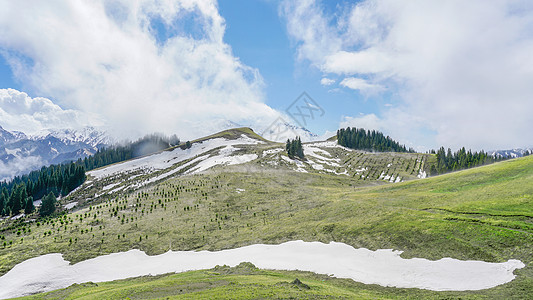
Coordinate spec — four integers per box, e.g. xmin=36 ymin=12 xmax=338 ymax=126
xmin=286 ymin=137 xmax=304 ymax=159
xmin=24 ymin=198 xmax=35 ymax=214
xmin=40 ymin=192 xmax=57 ymax=217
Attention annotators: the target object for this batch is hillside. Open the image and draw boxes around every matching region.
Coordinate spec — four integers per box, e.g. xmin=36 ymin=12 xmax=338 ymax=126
xmin=64 ymin=127 xmax=433 ymax=210
xmin=0 ymin=128 xmax=531 ymax=298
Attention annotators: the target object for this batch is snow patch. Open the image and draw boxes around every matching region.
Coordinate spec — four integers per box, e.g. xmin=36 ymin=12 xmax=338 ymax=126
xmin=262 ymin=148 xmax=283 ymax=157
xmin=0 ymin=241 xmax=524 ymax=299
xmin=63 ymin=202 xmax=78 ymax=210
xmin=88 ymin=135 xmax=262 ymax=180
xmin=187 ymin=154 xmax=258 ymax=174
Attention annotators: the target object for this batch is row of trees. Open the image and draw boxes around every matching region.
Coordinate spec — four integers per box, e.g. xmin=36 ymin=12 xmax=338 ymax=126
xmin=0 ymin=163 xmax=83 ymax=216
xmin=430 ymin=147 xmax=507 ymax=175
xmin=286 ymin=137 xmax=304 ymax=159
xmin=337 ymin=127 xmax=414 ymax=153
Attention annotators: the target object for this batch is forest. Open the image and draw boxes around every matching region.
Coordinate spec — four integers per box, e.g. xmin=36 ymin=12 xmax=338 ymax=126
xmin=430 ymin=147 xmax=506 ymax=175
xmin=0 ymin=134 xmax=180 ymax=217
xmin=337 ymin=127 xmax=414 ymax=153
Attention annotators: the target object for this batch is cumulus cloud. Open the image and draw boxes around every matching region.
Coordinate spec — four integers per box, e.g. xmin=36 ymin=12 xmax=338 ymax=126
xmin=339 ymin=77 xmax=383 ymax=94
xmin=340 ymin=114 xmax=383 ymax=132
xmin=0 ymin=89 xmax=98 ymax=134
xmin=0 ymin=0 xmax=279 ymax=140
xmin=320 ymin=78 xmax=335 ymax=86
xmin=279 ymin=0 xmax=341 ymax=65
xmin=281 ymin=0 xmax=533 ymax=150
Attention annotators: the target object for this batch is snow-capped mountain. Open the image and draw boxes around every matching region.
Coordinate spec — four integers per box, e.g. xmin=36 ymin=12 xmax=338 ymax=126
xmin=0 ymin=126 xmax=111 ymax=181
xmin=488 ymin=148 xmax=533 ymax=159
xmin=31 ymin=126 xmax=112 ymax=148
xmin=187 ymin=118 xmax=320 ymax=143
xmin=256 ymin=119 xmax=319 ymax=142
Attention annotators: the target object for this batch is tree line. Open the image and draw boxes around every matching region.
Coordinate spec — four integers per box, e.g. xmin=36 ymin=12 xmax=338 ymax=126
xmin=0 ymin=163 xmax=85 ymax=216
xmin=0 ymin=133 xmax=181 ymax=217
xmin=337 ymin=127 xmax=414 ymax=153
xmin=430 ymin=147 xmax=507 ymax=175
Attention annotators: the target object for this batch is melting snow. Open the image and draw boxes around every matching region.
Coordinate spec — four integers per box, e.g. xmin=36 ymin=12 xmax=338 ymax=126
xmin=417 ymin=169 xmax=427 ymax=179
xmin=88 ymin=135 xmax=263 ymax=180
xmin=262 ymin=148 xmax=284 ymax=157
xmin=0 ymin=241 xmax=524 ymax=299
xmin=63 ymin=202 xmax=78 ymax=210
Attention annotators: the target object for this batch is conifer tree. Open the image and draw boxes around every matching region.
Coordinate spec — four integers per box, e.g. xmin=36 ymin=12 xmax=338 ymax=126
xmin=40 ymin=192 xmax=57 ymax=217
xmin=24 ymin=198 xmax=35 ymax=214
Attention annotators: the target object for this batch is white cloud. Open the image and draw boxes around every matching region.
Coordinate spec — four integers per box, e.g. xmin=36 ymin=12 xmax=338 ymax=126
xmin=340 ymin=114 xmax=383 ymax=132
xmin=0 ymin=89 xmax=98 ymax=134
xmin=339 ymin=77 xmax=383 ymax=93
xmin=0 ymin=0 xmax=279 ymax=140
xmin=281 ymin=0 xmax=533 ymax=150
xmin=279 ymin=0 xmax=341 ymax=66
xmin=0 ymin=155 xmax=44 ymax=182
xmin=323 ymin=50 xmax=393 ymax=75
xmin=320 ymin=78 xmax=335 ymax=86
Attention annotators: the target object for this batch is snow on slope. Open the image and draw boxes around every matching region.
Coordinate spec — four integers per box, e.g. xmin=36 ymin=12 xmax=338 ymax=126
xmin=88 ymin=135 xmax=263 ymax=180
xmin=0 ymin=241 xmax=524 ymax=298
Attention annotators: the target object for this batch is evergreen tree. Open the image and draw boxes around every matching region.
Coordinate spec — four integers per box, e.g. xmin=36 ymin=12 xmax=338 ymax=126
xmin=24 ymin=197 xmax=35 ymax=214
xmin=431 ymin=146 xmax=509 ymax=175
xmin=286 ymin=137 xmax=304 ymax=159
xmin=40 ymin=192 xmax=57 ymax=217
xmin=337 ymin=127 xmax=412 ymax=153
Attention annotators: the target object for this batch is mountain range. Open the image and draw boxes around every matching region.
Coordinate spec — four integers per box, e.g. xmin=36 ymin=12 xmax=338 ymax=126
xmin=0 ymin=121 xmax=319 ymax=181
xmin=0 ymin=126 xmax=110 ymax=181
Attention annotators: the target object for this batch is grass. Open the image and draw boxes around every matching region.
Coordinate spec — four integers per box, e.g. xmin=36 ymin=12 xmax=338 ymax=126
xmin=15 ymin=262 xmax=532 ymax=299
xmin=1 ymin=155 xmax=532 ymax=299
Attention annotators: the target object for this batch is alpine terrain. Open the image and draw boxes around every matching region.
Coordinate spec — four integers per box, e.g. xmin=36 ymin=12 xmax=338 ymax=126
xmin=0 ymin=127 xmax=531 ymax=299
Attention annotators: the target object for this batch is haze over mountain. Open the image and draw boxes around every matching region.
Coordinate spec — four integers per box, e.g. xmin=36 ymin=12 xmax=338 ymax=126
xmin=0 ymin=126 xmax=110 ymax=181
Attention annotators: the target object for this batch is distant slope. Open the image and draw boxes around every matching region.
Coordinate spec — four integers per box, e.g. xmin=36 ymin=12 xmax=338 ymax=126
xmin=67 ymin=128 xmax=433 ymax=206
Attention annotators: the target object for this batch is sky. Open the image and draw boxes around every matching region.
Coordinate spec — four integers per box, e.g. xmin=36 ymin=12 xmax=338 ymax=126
xmin=0 ymin=0 xmax=532 ymax=151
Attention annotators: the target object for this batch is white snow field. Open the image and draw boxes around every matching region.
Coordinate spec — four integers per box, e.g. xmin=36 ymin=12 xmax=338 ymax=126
xmin=88 ymin=135 xmax=263 ymax=179
xmin=0 ymin=241 xmax=524 ymax=299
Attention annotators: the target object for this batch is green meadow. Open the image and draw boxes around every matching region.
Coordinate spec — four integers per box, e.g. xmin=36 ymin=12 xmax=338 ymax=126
xmin=1 ymin=155 xmax=532 ymax=299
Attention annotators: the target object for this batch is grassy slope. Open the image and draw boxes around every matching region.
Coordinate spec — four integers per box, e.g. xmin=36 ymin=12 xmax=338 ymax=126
xmin=189 ymin=127 xmax=271 ymax=144
xmin=18 ymin=263 xmax=517 ymax=300
xmin=3 ymin=155 xmax=533 ymax=299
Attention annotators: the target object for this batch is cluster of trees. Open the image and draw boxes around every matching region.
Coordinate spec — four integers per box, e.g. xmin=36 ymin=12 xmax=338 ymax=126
xmin=430 ymin=147 xmax=505 ymax=175
xmin=0 ymin=163 xmax=84 ymax=216
xmin=80 ymin=133 xmax=180 ymax=171
xmin=286 ymin=137 xmax=304 ymax=159
xmin=337 ymin=127 xmax=414 ymax=153
xmin=0 ymin=133 xmax=181 ymax=217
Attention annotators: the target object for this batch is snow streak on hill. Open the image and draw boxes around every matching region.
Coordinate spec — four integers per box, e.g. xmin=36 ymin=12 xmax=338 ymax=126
xmin=66 ymin=128 xmax=432 ymax=208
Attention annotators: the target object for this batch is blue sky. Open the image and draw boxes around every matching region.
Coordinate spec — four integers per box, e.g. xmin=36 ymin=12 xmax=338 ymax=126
xmin=219 ymin=0 xmax=380 ymax=136
xmin=0 ymin=0 xmax=532 ymax=150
